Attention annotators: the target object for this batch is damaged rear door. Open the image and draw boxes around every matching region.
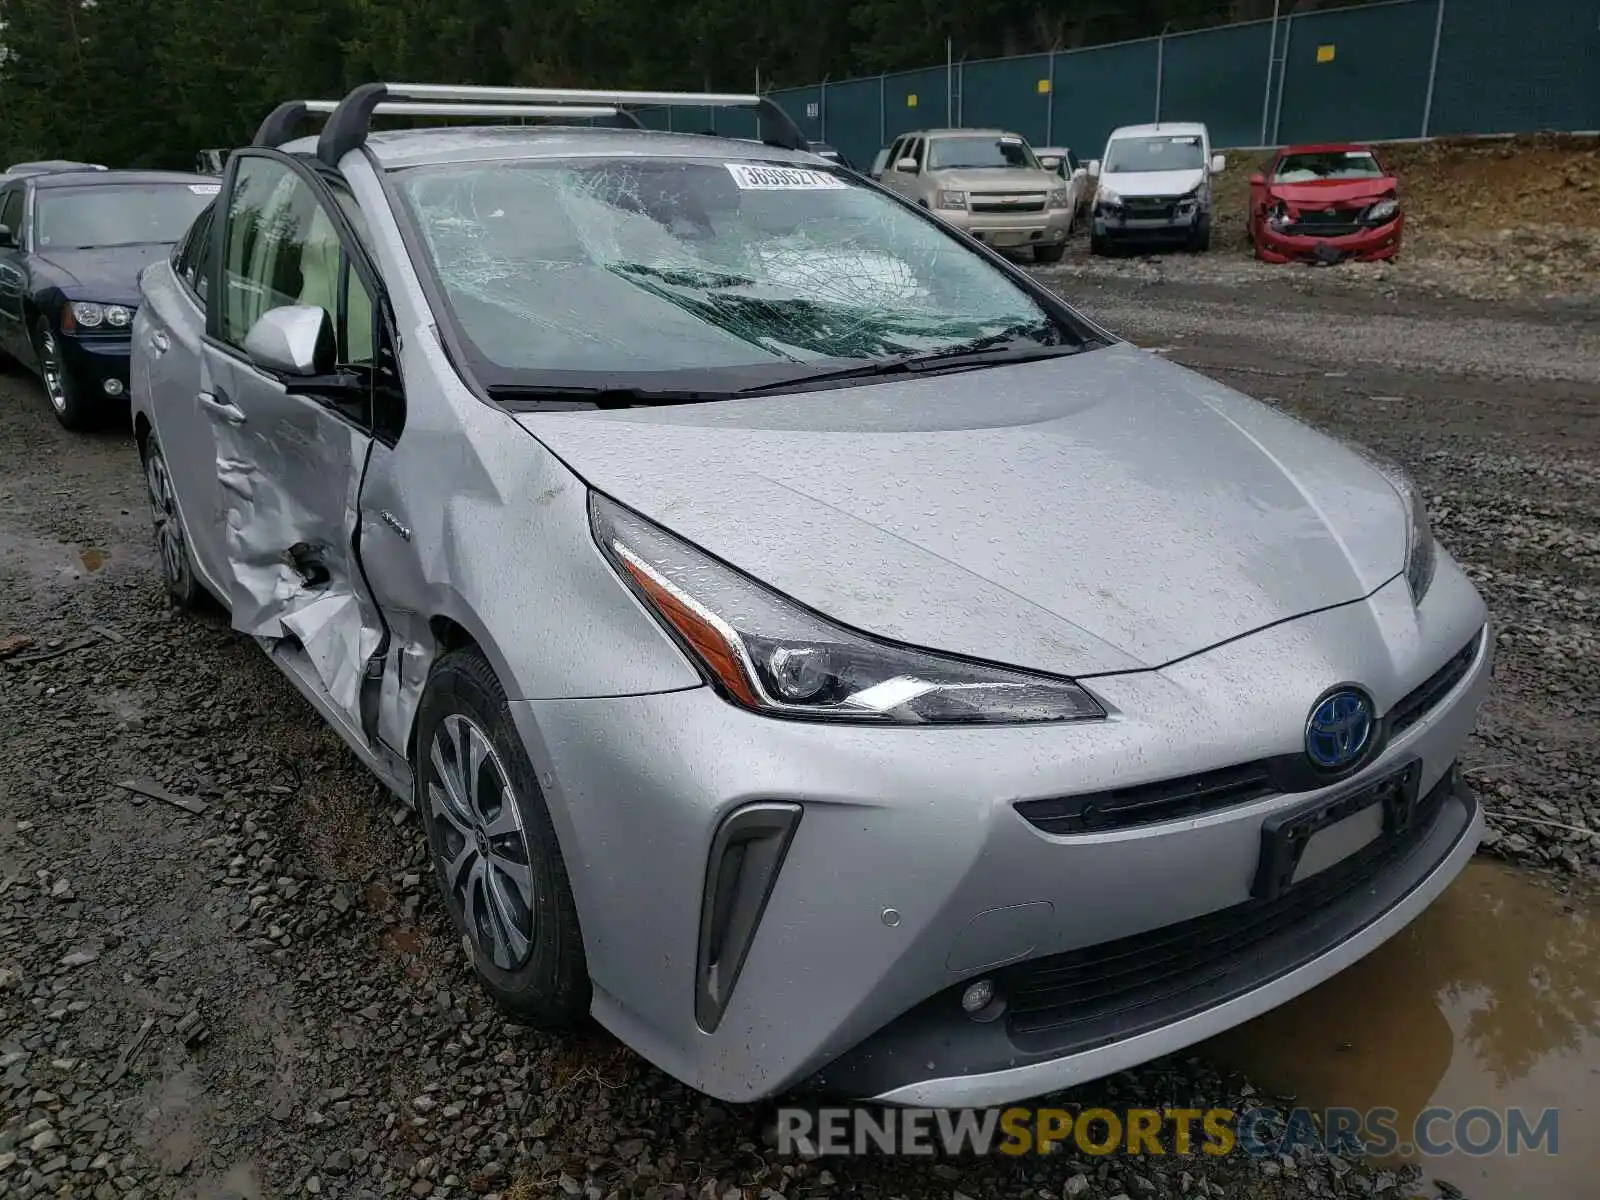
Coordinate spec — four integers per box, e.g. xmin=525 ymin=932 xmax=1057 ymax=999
xmin=200 ymin=149 xmax=388 ymax=738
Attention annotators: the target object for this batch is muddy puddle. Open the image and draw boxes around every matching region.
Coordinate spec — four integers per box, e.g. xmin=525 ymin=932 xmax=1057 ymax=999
xmin=1206 ymin=861 xmax=1598 ymax=1198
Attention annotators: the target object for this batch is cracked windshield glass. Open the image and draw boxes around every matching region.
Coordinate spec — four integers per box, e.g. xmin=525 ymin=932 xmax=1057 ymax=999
xmin=396 ymin=156 xmax=1072 ymax=385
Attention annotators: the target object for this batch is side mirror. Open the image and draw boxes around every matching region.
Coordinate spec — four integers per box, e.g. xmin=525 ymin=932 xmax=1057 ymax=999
xmin=1086 ymin=160 xmax=1101 ymax=178
xmin=1071 ymin=166 xmax=1088 ymax=181
xmin=895 ymin=156 xmax=919 ymax=172
xmin=0 ymin=224 xmax=14 ymax=249
xmin=243 ymin=304 xmax=335 ymax=377
xmin=1249 ymin=172 xmax=1265 ymax=187
xmin=1038 ymin=155 xmax=1061 ymax=170
xmin=1211 ymin=153 xmax=1227 ymax=174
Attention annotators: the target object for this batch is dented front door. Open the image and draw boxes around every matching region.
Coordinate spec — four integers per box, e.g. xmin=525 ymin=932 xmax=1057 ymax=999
xmin=201 ymin=150 xmax=386 ymax=735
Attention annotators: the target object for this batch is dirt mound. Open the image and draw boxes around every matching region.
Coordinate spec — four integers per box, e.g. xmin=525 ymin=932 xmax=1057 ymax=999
xmin=1214 ymin=133 xmax=1600 ymax=298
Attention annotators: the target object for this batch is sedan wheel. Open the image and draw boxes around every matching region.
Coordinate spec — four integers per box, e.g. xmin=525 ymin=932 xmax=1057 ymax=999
xmin=427 ymin=712 xmax=538 ymax=971
xmin=142 ymin=434 xmax=202 ymax=608
xmin=33 ymin=319 xmax=89 ymax=430
xmin=416 ymin=649 xmax=589 ymax=1026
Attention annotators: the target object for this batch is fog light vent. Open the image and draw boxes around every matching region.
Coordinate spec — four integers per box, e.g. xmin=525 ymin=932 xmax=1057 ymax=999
xmin=103 ymin=378 xmax=124 ymax=396
xmin=694 ymin=801 xmax=802 ymax=1032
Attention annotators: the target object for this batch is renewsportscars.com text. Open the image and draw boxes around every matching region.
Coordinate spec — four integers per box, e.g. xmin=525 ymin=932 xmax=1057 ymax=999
xmin=775 ymin=1106 xmax=1560 ymax=1159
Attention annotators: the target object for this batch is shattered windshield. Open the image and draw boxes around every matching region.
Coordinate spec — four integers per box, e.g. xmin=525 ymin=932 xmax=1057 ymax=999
xmin=394 ymin=156 xmax=1077 ymax=391
xmin=1103 ymin=136 xmax=1205 ymax=173
xmin=927 ymin=137 xmax=1039 ymax=171
xmin=1273 ymin=151 xmax=1384 ymax=182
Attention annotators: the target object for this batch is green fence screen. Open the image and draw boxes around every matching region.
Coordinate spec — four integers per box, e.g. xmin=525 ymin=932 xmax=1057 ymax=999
xmin=768 ymin=0 xmax=1597 ymax=159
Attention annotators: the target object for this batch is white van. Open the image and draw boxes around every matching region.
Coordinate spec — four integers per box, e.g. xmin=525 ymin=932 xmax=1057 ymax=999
xmin=1087 ymin=122 xmax=1226 ymax=254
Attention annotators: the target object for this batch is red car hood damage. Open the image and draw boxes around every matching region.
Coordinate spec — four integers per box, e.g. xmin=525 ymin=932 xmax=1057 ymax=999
xmin=1267 ymin=177 xmax=1397 ymax=208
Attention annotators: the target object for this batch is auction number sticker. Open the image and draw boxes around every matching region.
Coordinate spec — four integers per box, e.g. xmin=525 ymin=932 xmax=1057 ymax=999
xmin=726 ymin=164 xmax=847 ymax=190
xmin=188 ymin=183 xmax=221 ymax=195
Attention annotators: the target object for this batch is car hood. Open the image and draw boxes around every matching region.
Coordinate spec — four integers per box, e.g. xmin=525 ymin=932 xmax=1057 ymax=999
xmin=30 ymin=244 xmax=167 ymax=302
xmin=1267 ymin=177 xmax=1397 ymax=205
xmin=1100 ymin=168 xmax=1205 ymax=198
xmin=928 ymin=167 xmax=1057 ymax=192
xmin=515 ymin=343 xmax=1409 ymax=677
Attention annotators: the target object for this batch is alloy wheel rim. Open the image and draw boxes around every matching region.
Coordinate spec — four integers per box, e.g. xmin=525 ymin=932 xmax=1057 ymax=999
xmin=39 ymin=332 xmax=67 ymax=414
xmin=145 ymin=449 xmax=188 ymax=587
xmin=427 ymin=713 xmax=536 ymax=970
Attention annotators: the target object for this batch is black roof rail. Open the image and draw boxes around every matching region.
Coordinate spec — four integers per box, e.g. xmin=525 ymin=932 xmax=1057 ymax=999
xmin=307 ymin=82 xmax=809 ymax=167
xmin=252 ymin=96 xmax=643 ymax=151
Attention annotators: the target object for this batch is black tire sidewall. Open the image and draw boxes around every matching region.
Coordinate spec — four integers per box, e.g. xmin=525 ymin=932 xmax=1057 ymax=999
xmin=414 ymin=649 xmax=589 ymax=1026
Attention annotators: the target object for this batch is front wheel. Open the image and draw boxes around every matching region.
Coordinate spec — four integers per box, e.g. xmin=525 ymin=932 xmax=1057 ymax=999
xmin=416 ymin=649 xmax=589 ymax=1027
xmin=141 ymin=432 xmax=203 ymax=609
xmin=1090 ymin=231 xmax=1111 ymax=256
xmin=1187 ymin=217 xmax=1213 ymax=253
xmin=32 ymin=317 xmax=91 ymax=430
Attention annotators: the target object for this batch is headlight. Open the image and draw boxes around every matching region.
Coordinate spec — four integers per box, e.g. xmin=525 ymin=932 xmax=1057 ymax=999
xmin=1356 ymin=449 xmax=1437 ymax=604
xmin=68 ymin=301 xmax=104 ymax=328
xmin=1366 ymin=198 xmax=1399 ymax=223
xmin=1095 ymin=186 xmax=1121 ymax=207
xmin=1046 ymin=188 xmax=1071 ymax=210
xmin=590 ymin=494 xmax=1106 ymax=725
xmin=105 ymin=304 xmax=133 ymax=327
xmin=934 ymin=189 xmax=967 ymax=211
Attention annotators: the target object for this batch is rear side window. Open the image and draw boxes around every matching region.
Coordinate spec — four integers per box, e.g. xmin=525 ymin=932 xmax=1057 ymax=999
xmin=173 ymin=205 xmax=215 ymax=304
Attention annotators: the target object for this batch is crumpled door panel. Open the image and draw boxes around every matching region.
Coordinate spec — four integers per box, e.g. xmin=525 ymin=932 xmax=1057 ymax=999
xmin=205 ymin=350 xmax=386 ymax=736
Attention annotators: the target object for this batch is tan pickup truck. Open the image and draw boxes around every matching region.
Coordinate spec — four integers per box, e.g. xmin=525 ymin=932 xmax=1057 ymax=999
xmin=871 ymin=128 xmax=1076 ymax=263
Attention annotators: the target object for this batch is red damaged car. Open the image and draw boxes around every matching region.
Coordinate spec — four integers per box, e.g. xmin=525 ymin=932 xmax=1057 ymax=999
xmin=1248 ymin=143 xmax=1402 ymax=264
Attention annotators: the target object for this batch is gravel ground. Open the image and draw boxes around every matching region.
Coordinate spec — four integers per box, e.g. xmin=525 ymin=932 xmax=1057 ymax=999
xmin=1 ymin=262 xmax=1597 ymax=1200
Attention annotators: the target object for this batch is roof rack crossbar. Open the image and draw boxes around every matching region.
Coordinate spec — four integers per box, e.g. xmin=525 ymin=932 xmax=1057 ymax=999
xmin=301 ymin=100 xmax=623 ymax=118
xmin=254 ymin=96 xmax=644 ymax=150
xmin=310 ymin=81 xmax=808 ymax=166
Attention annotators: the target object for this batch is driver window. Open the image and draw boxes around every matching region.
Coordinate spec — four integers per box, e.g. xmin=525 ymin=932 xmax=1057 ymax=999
xmin=219 ymin=157 xmax=372 ymax=371
xmin=0 ymin=187 xmax=24 ymax=244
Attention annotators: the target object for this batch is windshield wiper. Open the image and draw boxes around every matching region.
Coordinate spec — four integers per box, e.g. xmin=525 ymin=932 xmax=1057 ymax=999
xmin=732 ymin=327 xmax=1091 ymax=395
xmin=487 ymin=383 xmax=734 ymax=409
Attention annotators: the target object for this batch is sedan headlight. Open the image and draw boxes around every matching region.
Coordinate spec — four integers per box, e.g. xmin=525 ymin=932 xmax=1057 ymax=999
xmin=68 ymin=301 xmax=104 ymax=328
xmin=591 ymin=494 xmax=1105 ymax=725
xmin=934 ymin=189 xmax=968 ymax=211
xmin=1095 ymin=186 xmax=1121 ymax=207
xmin=1357 ymin=449 xmax=1437 ymax=604
xmin=1046 ymin=188 xmax=1071 ymax=210
xmin=64 ymin=301 xmax=133 ymax=330
xmin=1366 ymin=198 xmax=1399 ymax=223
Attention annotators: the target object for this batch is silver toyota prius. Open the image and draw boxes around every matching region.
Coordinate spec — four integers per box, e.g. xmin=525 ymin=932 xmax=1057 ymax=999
xmin=131 ymin=83 xmax=1491 ymax=1107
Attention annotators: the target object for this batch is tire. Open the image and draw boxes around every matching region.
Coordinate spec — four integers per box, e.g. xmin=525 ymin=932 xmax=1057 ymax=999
xmin=32 ymin=317 xmax=91 ymax=430
xmin=1090 ymin=232 xmax=1111 ymax=256
xmin=1032 ymin=243 xmax=1067 ymax=264
xmin=415 ymin=649 xmax=589 ymax=1027
xmin=1187 ymin=217 xmax=1212 ymax=254
xmin=140 ymin=432 xmax=204 ymax=609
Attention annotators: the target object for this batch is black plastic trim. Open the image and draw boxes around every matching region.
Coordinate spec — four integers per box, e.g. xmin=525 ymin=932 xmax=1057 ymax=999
xmin=255 ymin=102 xmax=310 ymax=148
xmin=694 ymin=801 xmax=802 ymax=1032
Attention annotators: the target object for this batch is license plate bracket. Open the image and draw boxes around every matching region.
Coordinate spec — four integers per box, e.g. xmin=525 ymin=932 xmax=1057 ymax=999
xmin=1251 ymin=761 xmax=1421 ymax=901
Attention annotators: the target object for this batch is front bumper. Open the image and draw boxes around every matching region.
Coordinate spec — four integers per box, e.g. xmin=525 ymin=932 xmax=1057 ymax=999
xmin=57 ymin=333 xmax=132 ymax=400
xmin=511 ymin=559 xmax=1490 ymax=1104
xmin=938 ymin=207 xmax=1073 ymax=250
xmin=1257 ymin=215 xmax=1403 ymax=264
xmin=1093 ymin=204 xmax=1202 ymax=242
